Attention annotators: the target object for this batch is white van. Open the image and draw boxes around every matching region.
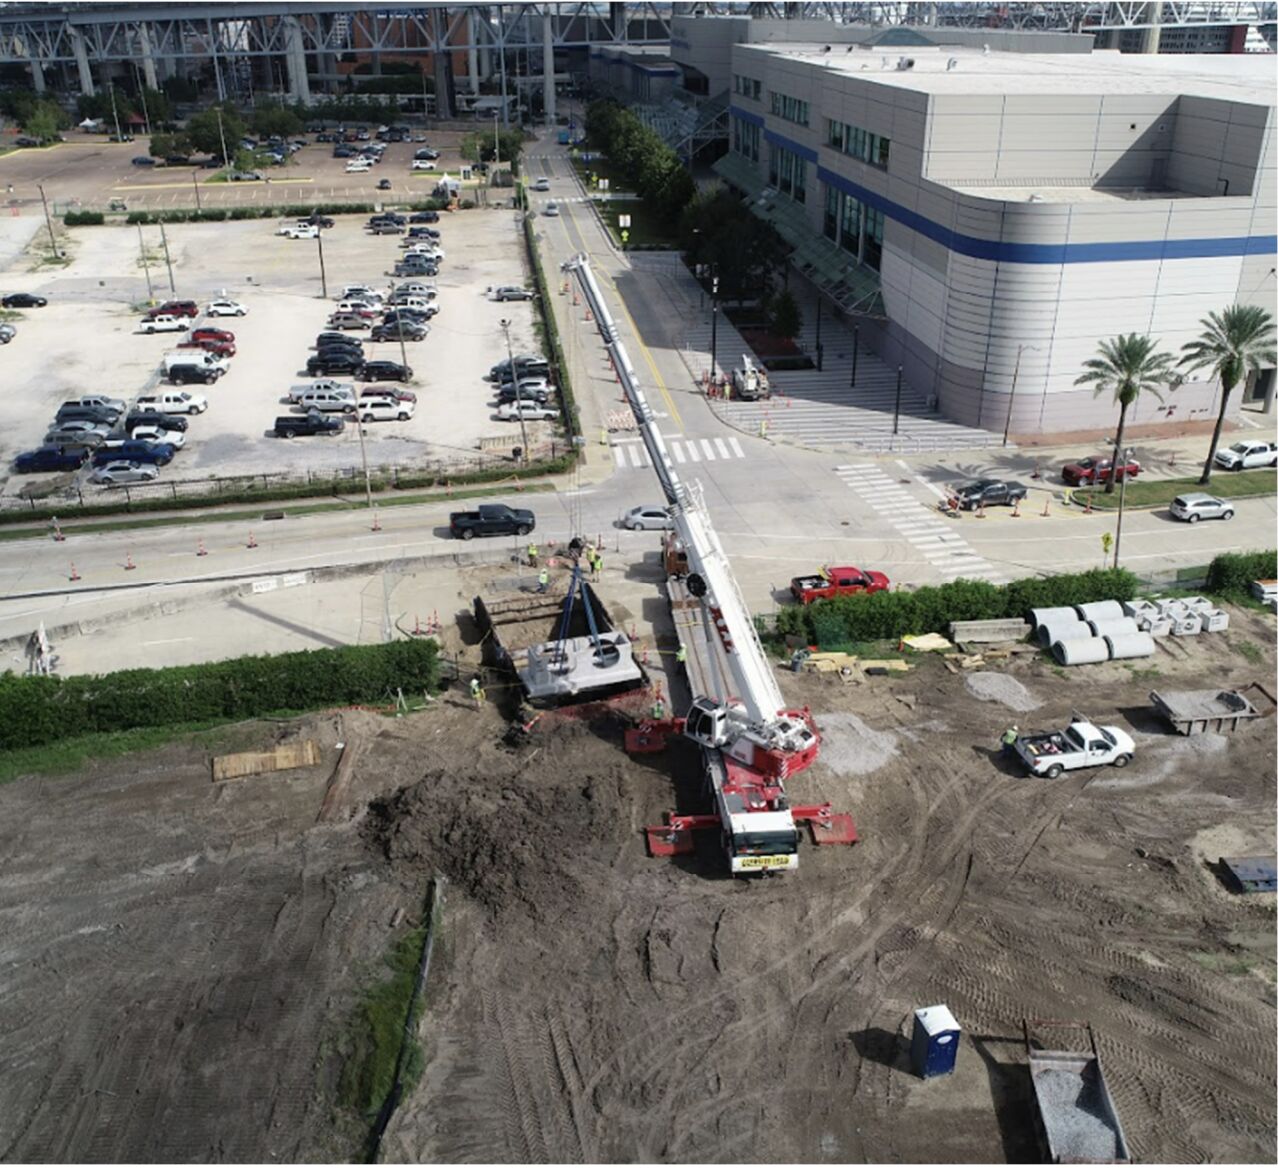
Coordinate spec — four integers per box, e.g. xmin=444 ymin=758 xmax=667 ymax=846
xmin=296 ymin=386 xmax=357 ymax=413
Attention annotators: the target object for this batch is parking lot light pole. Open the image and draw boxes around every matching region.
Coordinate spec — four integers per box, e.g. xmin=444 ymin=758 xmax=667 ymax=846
xmin=36 ymin=183 xmax=57 ymax=257
xmin=395 ymin=319 xmax=409 ymax=372
xmin=315 ymin=229 xmax=327 ymax=298
xmin=356 ymin=415 xmax=374 ymax=515
xmin=500 ymin=317 xmax=529 ymax=466
xmin=158 ymin=222 xmax=176 ymax=295
xmin=137 ymin=224 xmax=154 ymax=302
xmin=892 ymin=364 xmax=904 ymax=435
xmin=710 ymin=272 xmax=720 ymax=379
xmin=191 ymin=169 xmax=202 ymax=211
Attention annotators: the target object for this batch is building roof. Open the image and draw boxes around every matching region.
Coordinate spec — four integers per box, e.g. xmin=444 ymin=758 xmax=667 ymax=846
xmin=742 ymin=44 xmax=1276 ymax=106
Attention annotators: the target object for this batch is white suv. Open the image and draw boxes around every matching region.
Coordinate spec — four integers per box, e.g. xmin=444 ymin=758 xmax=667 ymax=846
xmin=359 ymin=396 xmax=415 ymax=422
xmin=1170 ymin=493 xmax=1234 ymax=523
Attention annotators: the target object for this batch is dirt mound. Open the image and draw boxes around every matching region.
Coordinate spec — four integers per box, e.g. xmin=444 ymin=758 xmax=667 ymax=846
xmin=965 ymin=670 xmax=1042 ymax=711
xmin=364 ymin=720 xmax=635 ymax=920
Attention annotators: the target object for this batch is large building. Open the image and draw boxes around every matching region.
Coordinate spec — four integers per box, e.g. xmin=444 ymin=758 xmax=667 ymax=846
xmin=709 ymin=40 xmax=1275 ymax=434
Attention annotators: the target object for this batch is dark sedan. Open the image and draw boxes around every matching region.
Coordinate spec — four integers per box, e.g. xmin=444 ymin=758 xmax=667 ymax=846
xmin=370 ymin=322 xmax=428 ymax=342
xmin=2 ymin=293 xmax=47 ymax=308
xmin=409 ymin=211 xmax=440 ymax=224
xmin=359 ymin=360 xmax=413 ymax=383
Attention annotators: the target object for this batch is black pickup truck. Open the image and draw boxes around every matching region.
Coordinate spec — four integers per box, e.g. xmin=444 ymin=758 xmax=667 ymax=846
xmin=953 ymin=479 xmax=1028 ymax=510
xmin=449 ymin=502 xmax=536 ymax=540
xmin=274 ymin=412 xmax=345 ymax=439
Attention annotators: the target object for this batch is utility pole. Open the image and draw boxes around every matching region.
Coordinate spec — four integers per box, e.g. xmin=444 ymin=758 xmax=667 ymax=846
xmin=191 ymin=169 xmax=202 ymax=211
xmin=500 ymin=317 xmax=529 ymax=465
xmin=215 ymin=106 xmax=230 ymax=167
xmin=109 ymin=85 xmax=123 ymax=144
xmin=158 ymin=221 xmax=176 ymax=294
xmin=1003 ymin=343 xmax=1038 ymax=447
xmin=36 ymin=183 xmax=57 ymax=257
xmin=315 ymin=229 xmax=327 ymax=298
xmin=137 ymin=223 xmax=154 ymax=302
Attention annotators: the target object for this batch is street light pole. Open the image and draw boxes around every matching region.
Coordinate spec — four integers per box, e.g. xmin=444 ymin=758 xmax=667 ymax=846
xmin=36 ymin=183 xmax=57 ymax=257
xmin=815 ymin=296 xmax=823 ymax=372
xmin=500 ymin=318 xmax=530 ymax=466
xmin=137 ymin=224 xmax=154 ymax=301
xmin=1003 ymin=343 xmax=1025 ymax=447
xmin=315 ymin=229 xmax=327 ymax=298
xmin=892 ymin=364 xmax=904 ymax=435
xmin=191 ymin=168 xmax=202 ymax=211
xmin=493 ymin=109 xmax=501 ymax=167
xmin=355 ymin=413 xmax=374 ymax=514
xmin=1114 ymin=444 xmax=1133 ymax=570
xmin=851 ymin=323 xmax=859 ymax=388
xmin=158 ymin=221 xmax=176 ymax=294
xmin=109 ymin=86 xmax=123 ymax=144
xmin=710 ymin=272 xmax=720 ymax=379
xmin=215 ymin=107 xmax=230 ymax=168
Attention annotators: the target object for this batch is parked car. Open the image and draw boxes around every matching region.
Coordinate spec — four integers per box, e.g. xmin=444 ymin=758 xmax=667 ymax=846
xmin=790 ymin=566 xmax=890 ymax=604
xmin=360 ymin=386 xmax=417 ymax=405
xmin=497 ymin=383 xmax=552 ymax=406
xmin=13 ymin=447 xmax=89 ymax=473
xmin=410 ymin=159 xmax=437 ymax=171
xmin=394 ymin=262 xmax=438 ymax=278
xmin=0 ymin=323 xmax=15 ymax=343
xmin=377 ymin=179 xmax=392 ymax=191
xmin=369 ymin=212 xmax=406 ymax=225
xmin=278 ymin=223 xmax=318 ymax=239
xmin=368 ymin=222 xmax=403 ymax=235
xmin=393 ymin=282 xmax=436 ymax=298
xmin=191 ymin=326 xmax=235 ymax=343
xmin=2 ymin=292 xmax=47 ymax=308
xmin=169 ymin=363 xmax=221 ymax=385
xmin=328 ymin=312 xmax=372 ymax=330
xmin=492 ymin=285 xmax=533 ymax=302
xmin=1011 ymin=717 xmax=1135 ymax=780
xmin=126 ymin=410 xmax=188 ymax=433
xmin=146 ymin=300 xmax=199 ymax=319
xmin=339 ymin=286 xmax=384 ymax=304
xmin=405 ymin=226 xmax=441 ymax=240
xmin=140 ymin=314 xmax=187 ymax=334
xmin=497 ymin=401 xmax=558 ymax=423
xmin=206 ymin=299 xmax=247 ymax=317
xmin=1061 ymin=456 xmax=1141 ymax=486
xmin=543 ymin=202 xmax=560 ymax=217
xmin=274 ymin=411 xmax=345 ymax=438
xmin=127 ymin=424 xmax=186 ymax=449
xmin=177 ymin=337 xmax=236 ymax=358
xmin=64 ymin=393 xmax=127 ymax=414
xmin=491 ymin=354 xmax=550 ymax=380
xmin=382 ymin=307 xmax=435 ymax=326
xmin=45 ymin=428 xmax=106 ymax=449
xmin=315 ymin=340 xmax=365 ymax=359
xmin=1214 ymin=439 xmax=1278 ymax=470
xmin=131 ymin=156 xmax=156 ymax=167
xmin=1169 ymin=492 xmax=1234 ymax=523
xmin=229 ymin=170 xmax=263 ymax=182
xmin=134 ymin=390 xmax=208 ymax=414
xmin=295 ymin=386 xmax=357 ymax=413
xmin=414 ymin=147 xmax=440 ymax=161
xmin=92 ymin=440 xmax=176 ymax=467
xmin=359 ymin=360 xmax=413 ymax=382
xmin=303 ymin=214 xmax=335 ymax=229
xmin=307 ymin=351 xmax=365 ymax=375
xmin=90 ymin=460 xmax=159 ymax=485
xmin=359 ymin=396 xmax=416 ymax=422
xmin=56 ymin=404 xmax=121 ymax=426
xmin=371 ymin=321 xmax=429 ymax=342
xmin=47 ymin=419 xmax=110 ymax=440
xmin=952 ymin=479 xmax=1028 ymax=510
xmin=409 ymin=211 xmax=439 ymax=224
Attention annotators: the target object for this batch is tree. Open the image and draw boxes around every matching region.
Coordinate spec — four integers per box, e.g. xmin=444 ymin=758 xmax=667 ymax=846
xmin=185 ymin=105 xmax=244 ymax=160
xmin=251 ymin=103 xmax=302 ymax=139
xmin=1178 ymin=305 xmax=1277 ymax=485
xmin=460 ymin=128 xmax=523 ymax=166
xmin=1073 ymin=334 xmax=1174 ymax=494
xmin=138 ymin=87 xmax=173 ymax=128
xmin=770 ymin=289 xmax=803 ymax=341
xmin=680 ymin=188 xmax=787 ymax=302
xmin=23 ymin=100 xmax=68 ymax=143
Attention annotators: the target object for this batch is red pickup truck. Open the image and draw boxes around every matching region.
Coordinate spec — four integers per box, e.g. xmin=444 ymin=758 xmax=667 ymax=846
xmin=790 ymin=566 xmax=890 ymax=604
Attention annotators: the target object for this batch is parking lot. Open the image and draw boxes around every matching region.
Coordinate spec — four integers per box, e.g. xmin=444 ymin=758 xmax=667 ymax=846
xmin=0 ymin=205 xmax=557 ymax=505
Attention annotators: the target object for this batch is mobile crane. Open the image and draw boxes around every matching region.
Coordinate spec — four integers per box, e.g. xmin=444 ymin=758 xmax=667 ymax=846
xmin=563 ymin=255 xmax=856 ymax=873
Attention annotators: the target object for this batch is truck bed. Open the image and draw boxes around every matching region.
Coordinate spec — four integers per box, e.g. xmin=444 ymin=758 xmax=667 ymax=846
xmin=1150 ymin=685 xmax=1273 ymax=735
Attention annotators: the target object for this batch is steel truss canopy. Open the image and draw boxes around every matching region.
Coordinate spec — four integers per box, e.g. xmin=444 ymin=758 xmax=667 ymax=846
xmin=0 ymin=2 xmax=1273 ymax=67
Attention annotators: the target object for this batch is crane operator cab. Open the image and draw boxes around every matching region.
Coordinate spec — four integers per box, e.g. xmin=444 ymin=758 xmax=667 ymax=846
xmin=685 ymin=697 xmax=729 ymax=747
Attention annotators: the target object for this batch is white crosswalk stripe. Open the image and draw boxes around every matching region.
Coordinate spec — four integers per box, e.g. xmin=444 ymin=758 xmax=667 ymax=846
xmin=610 ymin=435 xmax=750 ymax=470
xmin=834 ymin=463 xmax=1007 ymax=584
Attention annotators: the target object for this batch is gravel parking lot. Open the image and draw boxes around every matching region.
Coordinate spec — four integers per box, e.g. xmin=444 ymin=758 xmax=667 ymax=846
xmin=0 ymin=208 xmax=556 ymax=505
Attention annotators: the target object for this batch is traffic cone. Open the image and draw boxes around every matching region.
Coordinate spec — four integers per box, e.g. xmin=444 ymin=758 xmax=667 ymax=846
xmin=1011 ymin=497 xmax=1021 ymax=518
xmin=51 ymin=517 xmax=65 ymax=542
xmin=196 ymin=539 xmax=208 ymax=556
xmin=572 ymin=290 xmax=579 ymax=306
xmin=413 ymin=613 xmax=423 ymax=635
xmin=69 ymin=561 xmax=81 ymax=582
xmin=1041 ymin=496 xmax=1051 ymax=517
xmin=1168 ymin=450 xmax=1176 ymax=468
xmin=976 ymin=500 xmax=986 ymax=519
xmin=247 ymin=530 xmax=258 ymax=548
xmin=1084 ymin=493 xmax=1093 ymax=515
xmin=1030 ymin=461 xmax=1041 ymax=481
xmin=124 ymin=552 xmax=136 ymax=571
xmin=514 ymin=475 xmax=524 ymax=491
xmin=371 ymin=506 xmax=382 ymax=532
xmin=585 ymin=307 xmax=593 ymax=323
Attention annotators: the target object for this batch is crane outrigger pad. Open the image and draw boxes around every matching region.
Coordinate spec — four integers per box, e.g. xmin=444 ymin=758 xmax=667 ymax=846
xmin=645 ymin=813 xmax=720 ymax=856
xmin=793 ymin=806 xmax=859 ymax=846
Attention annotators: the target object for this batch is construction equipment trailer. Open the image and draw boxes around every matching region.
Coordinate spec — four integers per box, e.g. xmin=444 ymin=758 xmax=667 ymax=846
xmin=563 ymin=255 xmax=856 ymax=874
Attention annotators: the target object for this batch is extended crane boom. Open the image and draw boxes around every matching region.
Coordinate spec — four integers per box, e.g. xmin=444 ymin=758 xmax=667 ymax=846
xmin=563 ymin=255 xmax=856 ymax=872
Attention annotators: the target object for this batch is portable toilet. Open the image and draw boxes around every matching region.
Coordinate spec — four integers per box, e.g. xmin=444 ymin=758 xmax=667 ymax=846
xmin=911 ymin=1004 xmax=961 ymax=1079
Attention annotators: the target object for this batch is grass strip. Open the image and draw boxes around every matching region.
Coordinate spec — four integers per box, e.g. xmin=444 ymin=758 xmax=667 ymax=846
xmin=1075 ymin=468 xmax=1276 ymax=510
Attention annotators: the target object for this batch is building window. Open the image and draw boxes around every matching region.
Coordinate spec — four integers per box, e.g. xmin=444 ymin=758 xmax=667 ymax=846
xmin=734 ymin=74 xmax=761 ymax=100
xmin=826 ymin=118 xmax=890 ymax=170
xmin=839 ymin=191 xmax=861 ymax=255
xmin=823 ymin=184 xmax=839 ymax=241
xmin=864 ymin=204 xmax=884 ymax=270
xmin=769 ymin=91 xmax=809 ymax=126
xmin=823 ymin=183 xmax=885 ymax=268
xmin=732 ymin=115 xmax=759 ymax=162
xmin=769 ymin=143 xmax=806 ymax=203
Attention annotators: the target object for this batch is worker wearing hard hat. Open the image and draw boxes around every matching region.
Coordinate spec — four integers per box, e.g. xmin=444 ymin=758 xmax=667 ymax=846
xmin=1000 ymin=726 xmax=1019 ymax=757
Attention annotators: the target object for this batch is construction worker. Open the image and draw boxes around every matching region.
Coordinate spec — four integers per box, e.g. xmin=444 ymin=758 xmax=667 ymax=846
xmin=675 ymin=644 xmax=687 ymax=671
xmin=1000 ymin=725 xmax=1019 ymax=757
xmin=651 ymin=695 xmax=666 ymax=721
xmin=527 ymin=541 xmax=539 ymax=568
xmin=592 ymin=550 xmax=603 ymax=580
xmin=470 ymin=676 xmax=486 ymax=707
xmin=758 ymin=417 xmax=769 ymax=440
xmin=537 ymin=567 xmax=549 ymax=593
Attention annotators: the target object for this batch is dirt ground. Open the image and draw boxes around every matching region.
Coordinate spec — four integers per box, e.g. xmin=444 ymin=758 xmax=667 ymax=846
xmin=0 ymin=608 xmax=1274 ymax=1163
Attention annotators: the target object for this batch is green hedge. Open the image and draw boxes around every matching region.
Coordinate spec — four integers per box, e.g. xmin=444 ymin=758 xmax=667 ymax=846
xmin=63 ymin=210 xmax=104 ymax=226
xmin=0 ymin=639 xmax=438 ymax=751
xmin=777 ymin=568 xmax=1139 ymax=647
xmin=523 ymin=215 xmax=581 ymax=439
xmin=1205 ymin=549 xmax=1277 ymax=597
xmin=114 ymin=200 xmax=448 ymax=227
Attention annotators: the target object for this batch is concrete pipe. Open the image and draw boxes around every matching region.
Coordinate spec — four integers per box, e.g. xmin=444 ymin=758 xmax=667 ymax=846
xmin=1030 ymin=606 xmax=1078 ymax=630
xmin=1087 ymin=617 xmax=1140 ymax=639
xmin=1053 ymin=636 xmax=1110 ymax=666
xmin=1037 ymin=618 xmax=1090 ymax=648
xmin=1104 ymin=632 xmax=1156 ymax=660
xmin=1075 ymin=600 xmax=1124 ymax=623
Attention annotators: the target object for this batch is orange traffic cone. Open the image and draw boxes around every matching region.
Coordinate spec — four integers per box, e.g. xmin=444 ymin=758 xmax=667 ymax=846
xmin=975 ymin=500 xmax=986 ymax=519
xmin=1084 ymin=493 xmax=1093 ymax=515
xmin=1011 ymin=497 xmax=1021 ymax=518
xmin=585 ymin=307 xmax=593 ymax=322
xmin=247 ymin=530 xmax=258 ymax=549
xmin=371 ymin=506 xmax=382 ymax=532
xmin=69 ymin=561 xmax=81 ymax=582
xmin=1041 ymin=496 xmax=1051 ymax=517
xmin=197 ymin=539 xmax=208 ymax=556
xmin=51 ymin=518 xmax=65 ymax=542
xmin=124 ymin=552 xmax=136 ymax=570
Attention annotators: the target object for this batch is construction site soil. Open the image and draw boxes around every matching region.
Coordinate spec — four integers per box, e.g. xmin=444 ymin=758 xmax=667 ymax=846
xmin=0 ymin=608 xmax=1274 ymax=1164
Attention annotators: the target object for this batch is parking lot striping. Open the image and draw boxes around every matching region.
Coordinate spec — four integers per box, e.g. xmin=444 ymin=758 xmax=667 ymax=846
xmin=142 ymin=637 xmax=195 ymax=646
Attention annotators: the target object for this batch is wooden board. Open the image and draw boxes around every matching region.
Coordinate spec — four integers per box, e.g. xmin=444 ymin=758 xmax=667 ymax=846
xmin=212 ymin=740 xmax=321 ymax=782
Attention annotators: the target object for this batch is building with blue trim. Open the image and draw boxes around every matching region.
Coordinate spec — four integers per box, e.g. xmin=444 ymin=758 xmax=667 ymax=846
xmin=711 ymin=41 xmax=1276 ymax=434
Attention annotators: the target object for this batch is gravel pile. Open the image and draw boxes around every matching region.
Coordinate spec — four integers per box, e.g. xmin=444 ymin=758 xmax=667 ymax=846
xmin=816 ymin=712 xmax=899 ymax=775
xmin=1033 ymin=1065 xmax=1123 ymax=1162
xmin=964 ymin=671 xmax=1042 ymax=712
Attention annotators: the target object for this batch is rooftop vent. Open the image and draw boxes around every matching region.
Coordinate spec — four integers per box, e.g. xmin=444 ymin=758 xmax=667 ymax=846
xmin=946 ymin=57 xmax=958 ymax=70
xmin=896 ymin=56 xmax=916 ymax=70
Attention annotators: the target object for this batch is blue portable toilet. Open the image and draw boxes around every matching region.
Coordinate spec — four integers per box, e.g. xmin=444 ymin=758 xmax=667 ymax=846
xmin=911 ymin=1004 xmax=961 ymax=1079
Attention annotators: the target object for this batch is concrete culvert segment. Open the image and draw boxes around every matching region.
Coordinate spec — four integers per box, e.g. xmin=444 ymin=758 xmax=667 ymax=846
xmin=964 ymin=671 xmax=1042 ymax=711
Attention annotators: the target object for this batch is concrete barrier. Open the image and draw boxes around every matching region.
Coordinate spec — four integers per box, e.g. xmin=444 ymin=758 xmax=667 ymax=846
xmin=949 ymin=618 xmax=1031 ymax=643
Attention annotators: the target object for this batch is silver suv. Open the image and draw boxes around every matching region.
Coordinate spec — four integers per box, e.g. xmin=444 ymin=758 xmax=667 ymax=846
xmin=1170 ymin=493 xmax=1234 ymax=523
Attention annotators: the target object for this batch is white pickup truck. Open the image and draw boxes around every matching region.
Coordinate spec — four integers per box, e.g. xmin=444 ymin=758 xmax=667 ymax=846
xmin=1013 ymin=718 xmax=1135 ymax=779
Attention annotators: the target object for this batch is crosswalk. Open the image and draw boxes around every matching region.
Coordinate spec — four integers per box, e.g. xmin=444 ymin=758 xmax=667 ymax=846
xmin=611 ymin=435 xmax=746 ymax=469
xmin=834 ymin=463 xmax=1008 ymax=584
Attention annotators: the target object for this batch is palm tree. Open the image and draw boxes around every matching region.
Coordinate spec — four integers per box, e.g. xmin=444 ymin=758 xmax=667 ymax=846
xmin=1074 ymin=334 xmax=1175 ymax=493
xmin=1179 ymin=305 xmax=1277 ymax=485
